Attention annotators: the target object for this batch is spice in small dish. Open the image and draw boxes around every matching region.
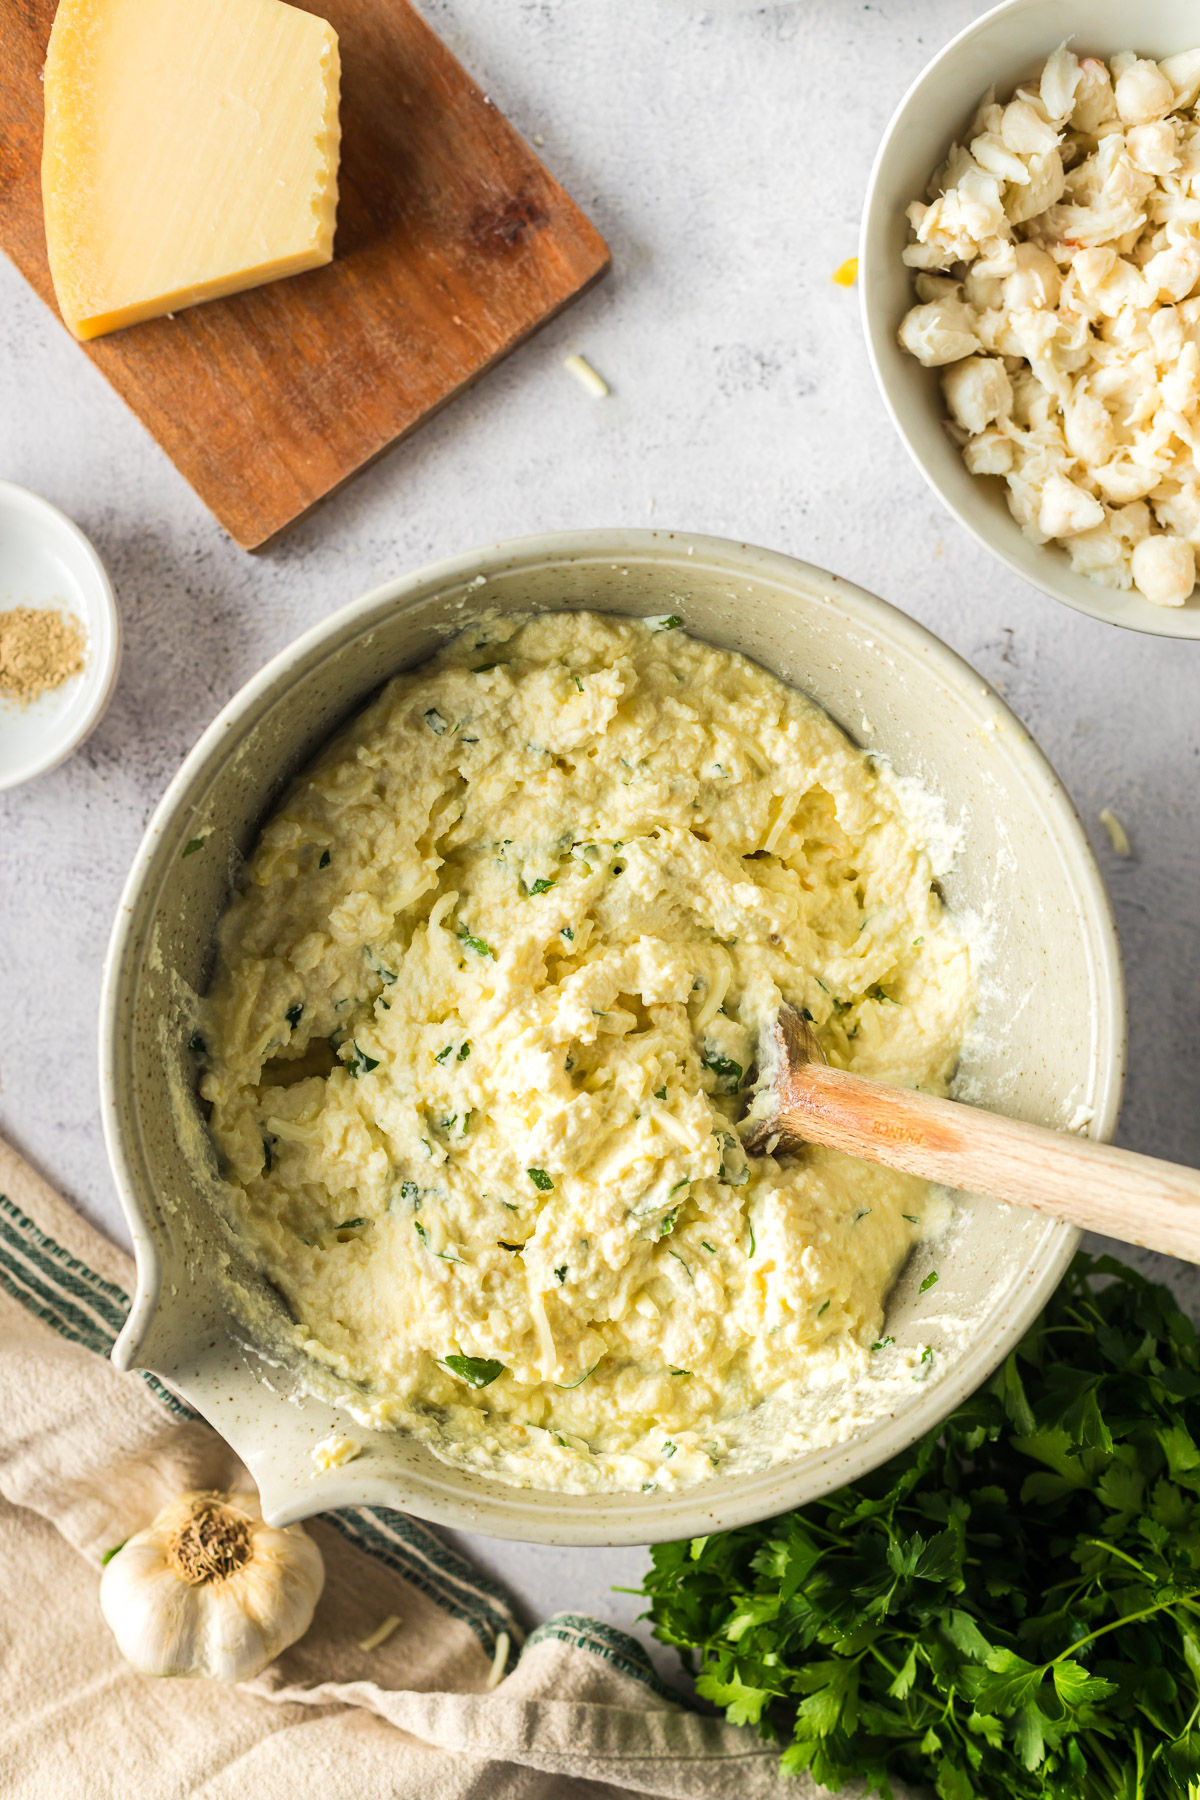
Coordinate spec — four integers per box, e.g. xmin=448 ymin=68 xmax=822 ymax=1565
xmin=0 ymin=604 xmax=87 ymax=704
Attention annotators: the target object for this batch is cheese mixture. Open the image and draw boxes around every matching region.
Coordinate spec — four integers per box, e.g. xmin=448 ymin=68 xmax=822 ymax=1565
xmin=200 ymin=612 xmax=972 ymax=1494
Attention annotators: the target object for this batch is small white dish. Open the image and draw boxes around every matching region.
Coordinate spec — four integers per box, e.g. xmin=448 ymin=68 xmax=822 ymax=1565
xmin=861 ymin=0 xmax=1200 ymax=639
xmin=0 ymin=481 xmax=122 ymax=790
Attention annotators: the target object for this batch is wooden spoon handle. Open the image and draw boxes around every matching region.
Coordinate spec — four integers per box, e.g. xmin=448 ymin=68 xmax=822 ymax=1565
xmin=776 ymin=1064 xmax=1200 ymax=1262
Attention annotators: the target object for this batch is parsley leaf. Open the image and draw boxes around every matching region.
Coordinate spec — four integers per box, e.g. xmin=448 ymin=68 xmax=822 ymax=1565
xmin=701 ymin=1050 xmax=743 ymax=1092
xmin=527 ymin=1167 xmax=553 ymax=1192
xmin=641 ymin=1253 xmax=1200 ymax=1799
xmin=414 ymin=1221 xmax=464 ymax=1264
xmin=441 ymin=1355 xmax=504 ymax=1388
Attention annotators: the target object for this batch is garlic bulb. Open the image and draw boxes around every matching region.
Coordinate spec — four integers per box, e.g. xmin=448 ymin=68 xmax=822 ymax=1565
xmin=99 ymin=1489 xmax=324 ymax=1681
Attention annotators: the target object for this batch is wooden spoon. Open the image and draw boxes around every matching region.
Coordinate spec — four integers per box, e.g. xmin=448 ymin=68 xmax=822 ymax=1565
xmin=741 ymin=1004 xmax=1200 ymax=1263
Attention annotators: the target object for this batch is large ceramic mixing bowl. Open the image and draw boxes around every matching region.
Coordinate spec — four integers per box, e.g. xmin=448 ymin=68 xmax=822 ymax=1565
xmin=100 ymin=531 xmax=1125 ymax=1544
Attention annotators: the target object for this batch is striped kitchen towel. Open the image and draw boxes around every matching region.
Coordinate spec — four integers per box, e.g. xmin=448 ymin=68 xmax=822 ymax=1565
xmin=0 ymin=1134 xmax=828 ymax=1800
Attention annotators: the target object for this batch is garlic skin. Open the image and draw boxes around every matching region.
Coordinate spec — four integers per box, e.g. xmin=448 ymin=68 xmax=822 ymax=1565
xmin=99 ymin=1489 xmax=324 ymax=1681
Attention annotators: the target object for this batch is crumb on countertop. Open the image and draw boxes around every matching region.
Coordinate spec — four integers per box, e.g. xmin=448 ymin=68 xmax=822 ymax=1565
xmin=1099 ymin=808 xmax=1132 ymax=857
xmin=563 ymin=354 xmax=610 ymax=398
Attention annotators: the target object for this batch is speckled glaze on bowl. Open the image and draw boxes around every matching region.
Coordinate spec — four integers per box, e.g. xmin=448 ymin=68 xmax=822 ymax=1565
xmin=100 ymin=531 xmax=1125 ymax=1544
xmin=861 ymin=0 xmax=1200 ymax=638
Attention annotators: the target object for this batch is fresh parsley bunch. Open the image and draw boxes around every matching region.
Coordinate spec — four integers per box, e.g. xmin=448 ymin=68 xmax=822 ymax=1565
xmin=642 ymin=1254 xmax=1200 ymax=1798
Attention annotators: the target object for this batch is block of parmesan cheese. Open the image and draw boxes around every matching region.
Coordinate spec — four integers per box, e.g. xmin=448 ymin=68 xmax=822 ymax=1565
xmin=42 ymin=0 xmax=341 ymax=341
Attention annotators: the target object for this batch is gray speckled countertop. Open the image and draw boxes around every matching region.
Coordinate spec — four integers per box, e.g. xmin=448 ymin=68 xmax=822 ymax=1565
xmin=1 ymin=0 xmax=1198 ymax=1685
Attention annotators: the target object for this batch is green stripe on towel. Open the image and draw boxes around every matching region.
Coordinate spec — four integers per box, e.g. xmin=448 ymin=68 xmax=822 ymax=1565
xmin=526 ymin=1612 xmax=677 ymax=1702
xmin=0 ymin=1210 xmax=127 ymax=1350
xmin=0 ymin=1196 xmax=197 ymax=1419
xmin=321 ymin=1508 xmax=519 ymax=1656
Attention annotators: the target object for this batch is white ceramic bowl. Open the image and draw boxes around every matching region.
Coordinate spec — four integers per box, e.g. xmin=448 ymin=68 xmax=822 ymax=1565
xmin=862 ymin=0 xmax=1200 ymax=639
xmin=100 ymin=531 xmax=1125 ymax=1544
xmin=0 ymin=482 xmax=121 ymax=788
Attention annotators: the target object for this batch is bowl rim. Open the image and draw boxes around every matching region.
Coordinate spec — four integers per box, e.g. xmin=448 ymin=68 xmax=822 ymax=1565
xmin=0 ymin=479 xmax=123 ymax=790
xmin=99 ymin=528 xmax=1127 ymax=1543
xmin=859 ymin=0 xmax=1200 ymax=641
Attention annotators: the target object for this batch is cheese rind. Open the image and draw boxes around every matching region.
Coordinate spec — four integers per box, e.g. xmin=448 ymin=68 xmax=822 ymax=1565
xmin=42 ymin=0 xmax=341 ymax=341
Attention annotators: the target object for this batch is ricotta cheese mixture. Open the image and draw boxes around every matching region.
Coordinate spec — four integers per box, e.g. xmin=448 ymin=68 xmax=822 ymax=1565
xmin=200 ymin=612 xmax=972 ymax=1494
xmin=898 ymin=43 xmax=1200 ymax=607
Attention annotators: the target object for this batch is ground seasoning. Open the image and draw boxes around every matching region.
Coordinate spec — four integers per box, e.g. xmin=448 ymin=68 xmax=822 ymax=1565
xmin=0 ymin=605 xmax=87 ymax=704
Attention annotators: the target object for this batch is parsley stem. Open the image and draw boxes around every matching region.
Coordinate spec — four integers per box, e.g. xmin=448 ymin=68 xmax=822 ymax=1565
xmin=1049 ymin=1591 xmax=1200 ymax=1663
xmin=785 ymin=1516 xmax=846 ymax=1550
xmin=1078 ymin=1536 xmax=1156 ymax=1580
xmin=1085 ymin=1734 xmax=1123 ymax=1790
xmin=1174 ymin=1692 xmax=1200 ymax=1743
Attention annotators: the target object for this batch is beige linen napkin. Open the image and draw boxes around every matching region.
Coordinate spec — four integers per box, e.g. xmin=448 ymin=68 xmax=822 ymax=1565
xmin=0 ymin=1136 xmax=839 ymax=1800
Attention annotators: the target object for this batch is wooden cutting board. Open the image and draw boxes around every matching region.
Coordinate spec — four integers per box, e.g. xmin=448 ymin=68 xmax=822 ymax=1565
xmin=0 ymin=0 xmax=610 ymax=549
